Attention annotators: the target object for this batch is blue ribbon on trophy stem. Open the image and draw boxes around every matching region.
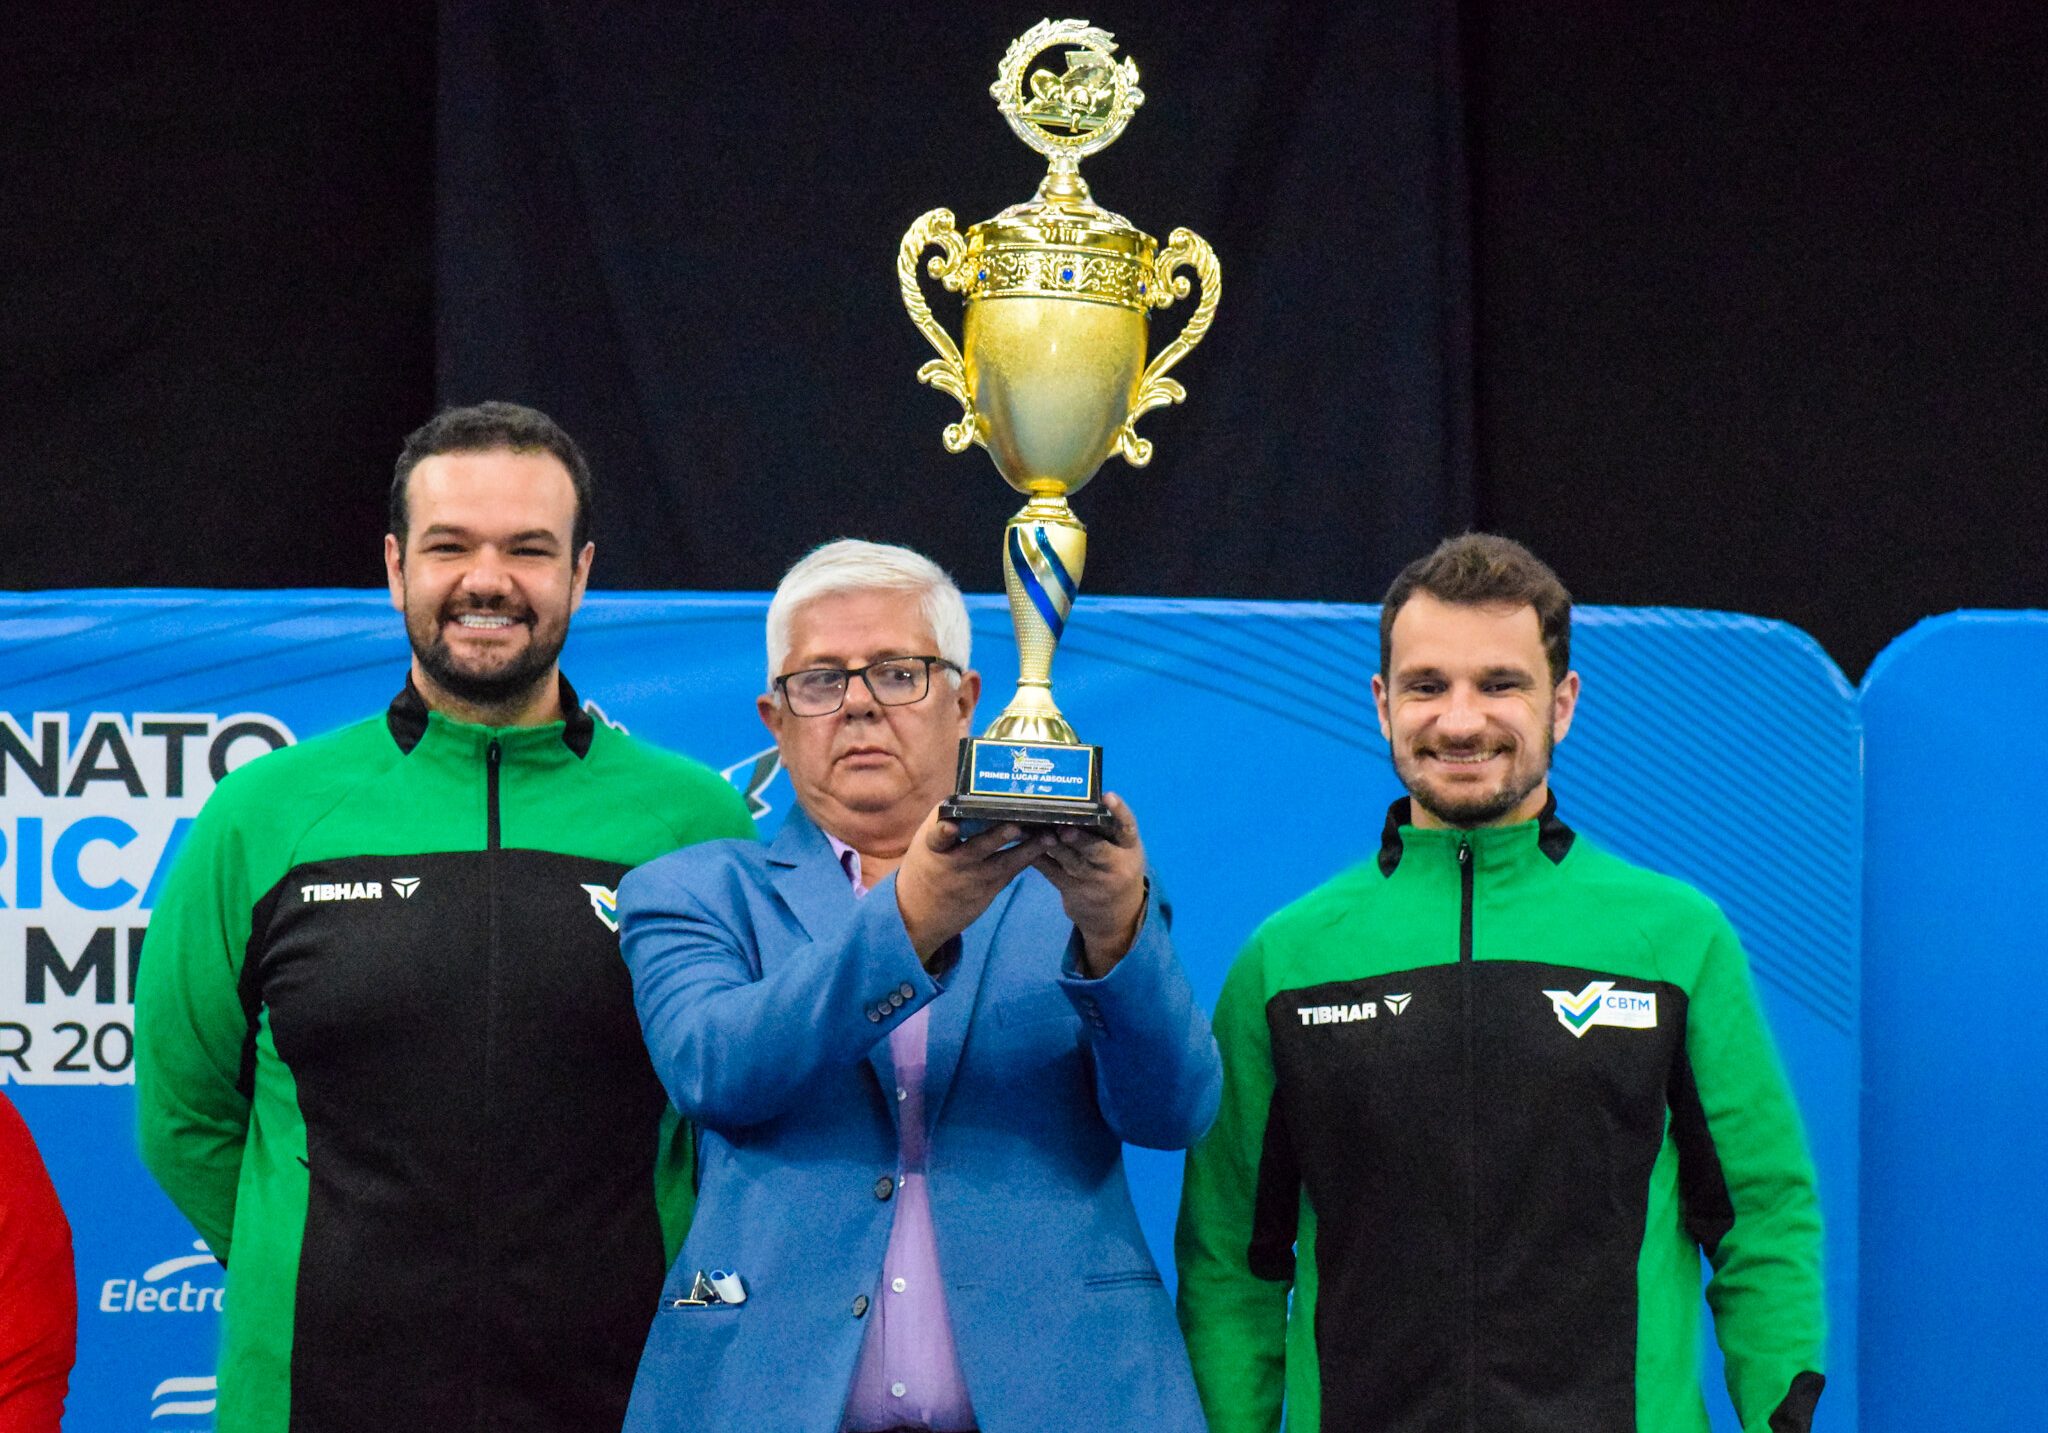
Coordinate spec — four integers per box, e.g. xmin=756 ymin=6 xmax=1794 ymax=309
xmin=1009 ymin=525 xmax=1077 ymax=639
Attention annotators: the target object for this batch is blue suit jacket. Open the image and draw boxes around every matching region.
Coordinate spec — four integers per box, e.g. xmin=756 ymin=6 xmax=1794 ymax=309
xmin=617 ymin=806 xmax=1221 ymax=1433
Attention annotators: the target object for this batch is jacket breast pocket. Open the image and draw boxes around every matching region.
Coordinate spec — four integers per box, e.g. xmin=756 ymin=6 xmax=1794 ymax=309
xmin=661 ymin=1296 xmax=743 ymax=1312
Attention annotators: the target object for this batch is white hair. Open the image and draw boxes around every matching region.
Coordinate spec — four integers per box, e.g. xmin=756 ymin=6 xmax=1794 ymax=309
xmin=765 ymin=539 xmax=972 ymax=690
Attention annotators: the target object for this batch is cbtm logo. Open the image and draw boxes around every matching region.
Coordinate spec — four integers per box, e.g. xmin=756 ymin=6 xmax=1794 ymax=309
xmin=99 ymin=1238 xmax=225 ymax=1315
xmin=1543 ymin=980 xmax=1659 ymax=1038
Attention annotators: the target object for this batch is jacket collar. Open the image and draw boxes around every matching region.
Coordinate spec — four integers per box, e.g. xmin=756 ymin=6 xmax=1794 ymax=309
xmin=385 ymin=674 xmax=596 ymax=758
xmin=1377 ymin=791 xmax=1576 ymax=875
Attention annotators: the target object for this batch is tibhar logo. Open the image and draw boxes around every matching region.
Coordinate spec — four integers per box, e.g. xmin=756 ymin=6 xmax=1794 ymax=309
xmin=100 ymin=1238 xmax=224 ymax=1314
xmin=300 ymin=881 xmax=381 ymax=903
xmin=1299 ymin=1001 xmax=1377 ymax=1025
xmin=1383 ymin=992 xmax=1413 ymax=1015
xmin=390 ymin=876 xmax=421 ymax=899
xmin=1543 ymin=980 xmax=1659 ymax=1038
xmin=580 ymin=883 xmax=620 ymax=933
xmin=151 ymin=1374 xmax=217 ymax=1420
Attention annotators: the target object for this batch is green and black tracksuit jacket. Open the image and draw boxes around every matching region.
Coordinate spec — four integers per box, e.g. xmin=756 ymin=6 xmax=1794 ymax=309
xmin=136 ymin=680 xmax=756 ymax=1433
xmin=1176 ymin=797 xmax=1825 ymax=1433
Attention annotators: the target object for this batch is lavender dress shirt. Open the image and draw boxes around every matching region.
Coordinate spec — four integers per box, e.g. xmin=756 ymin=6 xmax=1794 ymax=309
xmin=827 ymin=838 xmax=977 ymax=1433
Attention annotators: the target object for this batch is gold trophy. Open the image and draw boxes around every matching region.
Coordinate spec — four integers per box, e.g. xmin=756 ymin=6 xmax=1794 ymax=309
xmin=900 ymin=18 xmax=1219 ymax=830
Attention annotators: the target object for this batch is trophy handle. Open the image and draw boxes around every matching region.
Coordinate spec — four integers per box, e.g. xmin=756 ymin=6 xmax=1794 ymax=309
xmin=1113 ymin=227 xmax=1221 ymax=467
xmin=897 ymin=208 xmax=982 ymax=455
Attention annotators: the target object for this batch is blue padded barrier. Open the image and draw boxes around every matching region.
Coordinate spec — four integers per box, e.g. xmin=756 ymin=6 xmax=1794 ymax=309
xmin=1860 ymin=611 xmax=2048 ymax=1433
xmin=1 ymin=592 xmax=1860 ymax=1431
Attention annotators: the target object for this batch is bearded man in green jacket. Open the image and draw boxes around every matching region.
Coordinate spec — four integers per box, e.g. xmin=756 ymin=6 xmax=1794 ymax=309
xmin=135 ymin=403 xmax=755 ymax=1433
xmin=1176 ymin=533 xmax=1825 ymax=1433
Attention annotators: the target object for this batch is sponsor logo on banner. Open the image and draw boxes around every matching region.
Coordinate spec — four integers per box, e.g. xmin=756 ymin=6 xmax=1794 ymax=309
xmin=99 ymin=1239 xmax=225 ymax=1315
xmin=0 ymin=711 xmax=294 ymax=1085
xmin=150 ymin=1373 xmax=218 ymax=1421
xmin=1542 ymin=980 xmax=1659 ymax=1038
xmin=720 ymin=745 xmax=782 ymax=820
xmin=1383 ymin=992 xmax=1413 ymax=1014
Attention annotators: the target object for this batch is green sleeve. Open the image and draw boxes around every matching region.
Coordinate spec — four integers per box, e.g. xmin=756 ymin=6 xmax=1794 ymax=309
xmin=1176 ymin=939 xmax=1290 ymax=1433
xmin=134 ymin=790 xmax=261 ymax=1259
xmin=656 ymin=756 xmax=759 ymax=846
xmin=1689 ymin=914 xmax=1828 ymax=1431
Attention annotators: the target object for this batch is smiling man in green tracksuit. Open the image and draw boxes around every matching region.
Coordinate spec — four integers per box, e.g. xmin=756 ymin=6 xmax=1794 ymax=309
xmin=135 ymin=403 xmax=755 ymax=1433
xmin=1176 ymin=534 xmax=1825 ymax=1433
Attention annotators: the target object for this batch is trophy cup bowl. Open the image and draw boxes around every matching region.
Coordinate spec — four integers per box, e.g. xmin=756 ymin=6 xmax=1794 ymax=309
xmin=967 ymin=293 xmax=1147 ymax=499
xmin=898 ymin=19 xmax=1219 ymax=830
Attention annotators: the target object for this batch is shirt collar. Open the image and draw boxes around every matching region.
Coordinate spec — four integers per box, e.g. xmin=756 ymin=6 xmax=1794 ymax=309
xmin=823 ymin=832 xmax=870 ymax=897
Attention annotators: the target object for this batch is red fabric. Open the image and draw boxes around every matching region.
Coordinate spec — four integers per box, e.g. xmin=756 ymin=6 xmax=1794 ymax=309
xmin=0 ymin=1094 xmax=74 ymax=1433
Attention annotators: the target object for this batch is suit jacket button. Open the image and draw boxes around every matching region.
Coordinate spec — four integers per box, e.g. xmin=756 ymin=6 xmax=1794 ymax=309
xmin=874 ymin=1175 xmax=895 ymax=1202
xmin=867 ymin=1008 xmax=883 ymax=1023
xmin=853 ymin=1294 xmax=870 ymax=1318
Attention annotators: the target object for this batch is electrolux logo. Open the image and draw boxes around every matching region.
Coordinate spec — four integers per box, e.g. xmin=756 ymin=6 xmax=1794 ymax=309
xmin=151 ymin=1374 xmax=217 ymax=1421
xmin=99 ymin=1238 xmax=224 ymax=1314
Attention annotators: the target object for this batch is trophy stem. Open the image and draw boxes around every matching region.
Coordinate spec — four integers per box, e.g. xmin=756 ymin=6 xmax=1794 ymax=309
xmin=986 ymin=492 xmax=1087 ymax=745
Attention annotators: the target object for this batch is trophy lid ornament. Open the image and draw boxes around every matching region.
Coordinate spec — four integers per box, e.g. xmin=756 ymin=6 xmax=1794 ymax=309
xmin=992 ymin=20 xmax=1144 ymax=177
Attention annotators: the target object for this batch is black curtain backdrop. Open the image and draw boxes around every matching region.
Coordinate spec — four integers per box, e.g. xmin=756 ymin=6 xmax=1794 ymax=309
xmin=434 ymin=1 xmax=1474 ymax=606
xmin=6 ymin=4 xmax=2044 ymax=677
xmin=1467 ymin=4 xmax=2048 ymax=675
xmin=0 ymin=7 xmax=434 ymax=587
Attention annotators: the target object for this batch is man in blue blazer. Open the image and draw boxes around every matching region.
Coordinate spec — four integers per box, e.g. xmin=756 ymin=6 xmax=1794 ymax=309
xmin=618 ymin=539 xmax=1220 ymax=1433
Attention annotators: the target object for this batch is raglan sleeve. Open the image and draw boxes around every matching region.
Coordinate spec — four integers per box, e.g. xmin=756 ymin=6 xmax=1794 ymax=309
xmin=1678 ymin=909 xmax=1828 ymax=1433
xmin=1175 ymin=936 xmax=1294 ymax=1433
xmin=133 ymin=790 xmax=262 ymax=1259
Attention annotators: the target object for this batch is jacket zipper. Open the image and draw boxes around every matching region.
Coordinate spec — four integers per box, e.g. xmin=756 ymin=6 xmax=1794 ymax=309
xmin=1458 ymin=837 xmax=1477 ymax=1431
xmin=478 ymin=737 xmax=501 ymax=1431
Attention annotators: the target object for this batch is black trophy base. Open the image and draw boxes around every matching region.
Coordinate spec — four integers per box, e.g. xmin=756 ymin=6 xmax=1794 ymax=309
xmin=940 ymin=737 xmax=1114 ymax=835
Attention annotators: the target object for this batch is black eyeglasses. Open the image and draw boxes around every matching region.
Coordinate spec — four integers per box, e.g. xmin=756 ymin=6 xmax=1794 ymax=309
xmin=774 ymin=656 xmax=960 ymax=716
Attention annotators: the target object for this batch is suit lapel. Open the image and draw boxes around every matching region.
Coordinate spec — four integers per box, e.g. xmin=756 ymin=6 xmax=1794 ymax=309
xmin=765 ymin=807 xmax=854 ymax=949
xmin=922 ymin=877 xmax=1023 ymax=1131
xmin=766 ymin=808 xmax=899 ymax=1129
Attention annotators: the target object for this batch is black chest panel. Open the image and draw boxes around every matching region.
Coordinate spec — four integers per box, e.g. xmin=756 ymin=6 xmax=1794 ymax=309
xmin=252 ymin=848 xmax=665 ymax=1433
xmin=1267 ymin=960 xmax=1688 ymax=1433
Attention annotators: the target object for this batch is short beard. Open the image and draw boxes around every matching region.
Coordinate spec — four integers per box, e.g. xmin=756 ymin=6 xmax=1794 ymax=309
xmin=1396 ymin=726 xmax=1554 ymax=829
xmin=407 ymin=603 xmax=566 ymax=715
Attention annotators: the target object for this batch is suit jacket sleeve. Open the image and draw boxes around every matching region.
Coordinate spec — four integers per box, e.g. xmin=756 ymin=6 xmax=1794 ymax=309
xmin=1055 ymin=881 xmax=1221 ymax=1151
xmin=618 ymin=859 xmax=941 ymax=1132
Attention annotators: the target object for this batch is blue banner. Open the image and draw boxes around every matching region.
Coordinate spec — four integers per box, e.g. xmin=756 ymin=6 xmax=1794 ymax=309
xmin=2 ymin=591 xmax=1860 ymax=1431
